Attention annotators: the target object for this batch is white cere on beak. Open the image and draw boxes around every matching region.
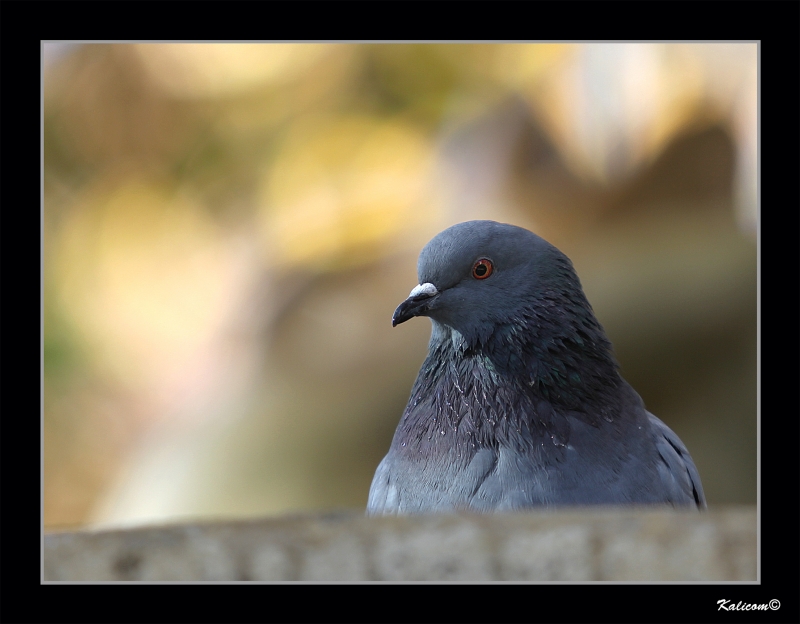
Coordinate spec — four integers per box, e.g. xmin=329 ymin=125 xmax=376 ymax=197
xmin=409 ymin=283 xmax=439 ymax=298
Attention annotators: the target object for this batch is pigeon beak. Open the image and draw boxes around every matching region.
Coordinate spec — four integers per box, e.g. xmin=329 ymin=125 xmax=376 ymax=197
xmin=392 ymin=283 xmax=439 ymax=327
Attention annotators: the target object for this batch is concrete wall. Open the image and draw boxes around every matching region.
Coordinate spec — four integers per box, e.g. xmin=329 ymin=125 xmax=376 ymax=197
xmin=44 ymin=506 xmax=756 ymax=582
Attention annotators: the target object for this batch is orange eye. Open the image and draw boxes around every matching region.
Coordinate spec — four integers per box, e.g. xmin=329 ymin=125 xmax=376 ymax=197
xmin=472 ymin=258 xmax=493 ymax=280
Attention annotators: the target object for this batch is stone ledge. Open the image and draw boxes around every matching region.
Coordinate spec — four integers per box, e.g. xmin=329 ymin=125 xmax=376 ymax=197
xmin=44 ymin=507 xmax=756 ymax=582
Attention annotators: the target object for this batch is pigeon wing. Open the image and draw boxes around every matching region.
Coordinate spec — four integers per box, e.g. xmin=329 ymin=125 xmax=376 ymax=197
xmin=366 ymin=454 xmax=398 ymax=515
xmin=648 ymin=412 xmax=707 ymax=509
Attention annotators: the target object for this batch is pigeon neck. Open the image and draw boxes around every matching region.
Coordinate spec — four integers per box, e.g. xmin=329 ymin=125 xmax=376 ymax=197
xmin=427 ymin=307 xmax=621 ymax=406
xmin=394 ymin=314 xmax=622 ymax=451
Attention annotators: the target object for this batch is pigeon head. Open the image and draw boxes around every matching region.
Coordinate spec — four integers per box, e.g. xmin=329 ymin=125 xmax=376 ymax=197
xmin=393 ymin=221 xmax=594 ymax=350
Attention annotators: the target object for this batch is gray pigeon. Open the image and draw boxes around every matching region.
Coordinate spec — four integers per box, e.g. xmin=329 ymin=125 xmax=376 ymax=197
xmin=367 ymin=220 xmax=706 ymax=514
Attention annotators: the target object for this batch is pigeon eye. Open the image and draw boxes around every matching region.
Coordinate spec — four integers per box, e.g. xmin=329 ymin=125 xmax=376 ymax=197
xmin=472 ymin=258 xmax=493 ymax=280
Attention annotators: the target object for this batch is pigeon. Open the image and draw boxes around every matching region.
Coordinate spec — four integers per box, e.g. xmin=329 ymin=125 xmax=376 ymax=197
xmin=367 ymin=220 xmax=706 ymax=514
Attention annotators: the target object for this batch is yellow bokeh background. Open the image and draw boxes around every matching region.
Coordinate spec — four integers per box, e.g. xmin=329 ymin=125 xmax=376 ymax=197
xmin=44 ymin=43 xmax=757 ymax=529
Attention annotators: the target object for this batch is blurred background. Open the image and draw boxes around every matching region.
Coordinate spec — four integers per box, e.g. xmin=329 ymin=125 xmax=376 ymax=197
xmin=43 ymin=43 xmax=757 ymax=530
